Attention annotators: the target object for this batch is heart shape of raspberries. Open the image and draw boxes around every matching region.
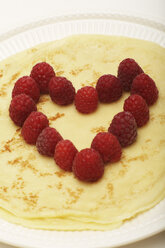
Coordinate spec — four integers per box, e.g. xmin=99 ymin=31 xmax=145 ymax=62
xmin=9 ymin=59 xmax=158 ymax=182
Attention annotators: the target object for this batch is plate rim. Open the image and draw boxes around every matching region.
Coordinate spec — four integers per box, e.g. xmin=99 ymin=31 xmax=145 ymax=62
xmin=0 ymin=11 xmax=165 ymax=43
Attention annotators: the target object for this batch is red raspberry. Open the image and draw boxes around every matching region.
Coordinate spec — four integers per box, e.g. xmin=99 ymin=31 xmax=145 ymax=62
xmin=117 ymin=58 xmax=143 ymax=91
xmin=96 ymin=74 xmax=122 ymax=103
xmin=91 ymin=132 xmax=122 ymax=163
xmin=49 ymin=76 xmax=75 ymax=105
xmin=30 ymin=62 xmax=55 ymax=94
xmin=131 ymin=73 xmax=158 ymax=105
xmin=73 ymin=148 xmax=104 ymax=182
xmin=12 ymin=76 xmax=40 ymax=103
xmin=21 ymin=111 xmax=49 ymax=144
xmin=124 ymin=94 xmax=149 ymax=127
xmin=108 ymin=111 xmax=137 ymax=147
xmin=36 ymin=127 xmax=63 ymax=157
xmin=9 ymin=94 xmax=37 ymax=126
xmin=75 ymin=86 xmax=98 ymax=114
xmin=54 ymin=140 xmax=78 ymax=171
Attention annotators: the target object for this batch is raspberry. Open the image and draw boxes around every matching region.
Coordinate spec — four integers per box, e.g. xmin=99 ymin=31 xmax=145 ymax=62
xmin=36 ymin=127 xmax=63 ymax=157
xmin=21 ymin=111 xmax=49 ymax=144
xmin=30 ymin=62 xmax=55 ymax=94
xmin=49 ymin=76 xmax=75 ymax=105
xmin=73 ymin=148 xmax=104 ymax=182
xmin=12 ymin=76 xmax=40 ymax=103
xmin=54 ymin=140 xmax=78 ymax=171
xmin=91 ymin=132 xmax=122 ymax=163
xmin=9 ymin=94 xmax=37 ymax=126
xmin=96 ymin=74 xmax=122 ymax=103
xmin=131 ymin=73 xmax=158 ymax=105
xmin=124 ymin=94 xmax=149 ymax=127
xmin=108 ymin=111 xmax=137 ymax=147
xmin=117 ymin=58 xmax=143 ymax=91
xmin=75 ymin=86 xmax=98 ymax=114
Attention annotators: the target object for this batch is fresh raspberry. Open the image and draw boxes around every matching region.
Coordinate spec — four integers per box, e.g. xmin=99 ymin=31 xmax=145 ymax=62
xmin=9 ymin=94 xmax=37 ymax=126
xmin=21 ymin=111 xmax=49 ymax=144
xmin=36 ymin=127 xmax=63 ymax=157
xmin=108 ymin=111 xmax=137 ymax=147
xmin=117 ymin=58 xmax=143 ymax=91
xmin=96 ymin=74 xmax=122 ymax=103
xmin=75 ymin=86 xmax=98 ymax=114
xmin=124 ymin=94 xmax=149 ymax=127
xmin=131 ymin=73 xmax=159 ymax=105
xmin=54 ymin=140 xmax=78 ymax=171
xmin=30 ymin=62 xmax=55 ymax=94
xmin=73 ymin=148 xmax=104 ymax=182
xmin=12 ymin=76 xmax=40 ymax=103
xmin=91 ymin=132 xmax=122 ymax=163
xmin=49 ymin=76 xmax=75 ymax=105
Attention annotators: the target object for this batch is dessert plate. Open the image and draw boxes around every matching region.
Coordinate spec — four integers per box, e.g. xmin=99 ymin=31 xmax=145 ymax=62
xmin=0 ymin=12 xmax=165 ymax=248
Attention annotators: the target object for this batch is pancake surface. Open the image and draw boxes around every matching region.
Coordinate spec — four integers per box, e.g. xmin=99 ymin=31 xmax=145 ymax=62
xmin=0 ymin=35 xmax=165 ymax=230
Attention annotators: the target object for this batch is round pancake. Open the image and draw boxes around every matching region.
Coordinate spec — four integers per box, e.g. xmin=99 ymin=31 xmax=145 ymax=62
xmin=0 ymin=35 xmax=165 ymax=230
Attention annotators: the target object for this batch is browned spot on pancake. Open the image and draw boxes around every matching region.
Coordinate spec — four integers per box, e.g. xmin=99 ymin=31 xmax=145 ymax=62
xmin=21 ymin=161 xmax=38 ymax=173
xmin=81 ymin=83 xmax=86 ymax=87
xmin=91 ymin=126 xmax=106 ymax=133
xmin=70 ymin=64 xmax=91 ymax=76
xmin=150 ymin=114 xmax=165 ymax=124
xmin=159 ymin=114 xmax=165 ymax=124
xmin=0 ymin=128 xmax=23 ymax=153
xmin=8 ymin=156 xmax=22 ymax=165
xmin=119 ymin=153 xmax=129 ymax=168
xmin=150 ymin=114 xmax=155 ymax=121
xmin=49 ymin=113 xmax=65 ymax=124
xmin=93 ymin=70 xmax=101 ymax=79
xmin=28 ymin=153 xmax=36 ymax=160
xmin=127 ymin=154 xmax=148 ymax=163
xmin=56 ymin=70 xmax=65 ymax=76
xmin=11 ymin=178 xmax=25 ymax=190
xmin=89 ymin=81 xmax=96 ymax=87
xmin=52 ymin=64 xmax=63 ymax=71
xmin=107 ymin=183 xmax=113 ymax=198
xmin=160 ymin=140 xmax=165 ymax=146
xmin=0 ymin=69 xmax=3 ymax=78
xmin=145 ymin=139 xmax=151 ymax=143
xmin=0 ymin=192 xmax=9 ymax=201
xmin=17 ymin=176 xmax=23 ymax=180
xmin=56 ymin=182 xmax=63 ymax=190
xmin=70 ymin=69 xmax=83 ymax=76
xmin=8 ymin=72 xmax=20 ymax=85
xmin=0 ymin=85 xmax=7 ymax=96
xmin=0 ymin=186 xmax=9 ymax=202
xmin=39 ymin=172 xmax=53 ymax=177
xmin=3 ymin=144 xmax=12 ymax=152
xmin=66 ymin=188 xmax=84 ymax=205
xmin=0 ymin=186 xmax=8 ymax=193
xmin=118 ymin=169 xmax=126 ymax=176
xmin=23 ymin=192 xmax=38 ymax=207
xmin=54 ymin=171 xmax=67 ymax=178
xmin=37 ymin=95 xmax=50 ymax=110
xmin=8 ymin=156 xmax=38 ymax=174
xmin=38 ymin=95 xmax=49 ymax=104
xmin=48 ymin=185 xmax=53 ymax=188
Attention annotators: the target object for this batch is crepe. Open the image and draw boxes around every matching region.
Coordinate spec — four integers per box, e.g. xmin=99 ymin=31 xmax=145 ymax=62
xmin=0 ymin=35 xmax=165 ymax=230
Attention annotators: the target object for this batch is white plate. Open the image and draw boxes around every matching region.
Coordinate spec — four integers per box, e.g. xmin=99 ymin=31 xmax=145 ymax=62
xmin=0 ymin=12 xmax=165 ymax=248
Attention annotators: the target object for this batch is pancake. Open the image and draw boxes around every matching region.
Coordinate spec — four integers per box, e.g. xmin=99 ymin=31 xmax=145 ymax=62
xmin=0 ymin=35 xmax=165 ymax=230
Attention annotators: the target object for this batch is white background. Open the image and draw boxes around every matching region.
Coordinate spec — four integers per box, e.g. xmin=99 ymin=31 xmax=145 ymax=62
xmin=0 ymin=0 xmax=164 ymax=247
